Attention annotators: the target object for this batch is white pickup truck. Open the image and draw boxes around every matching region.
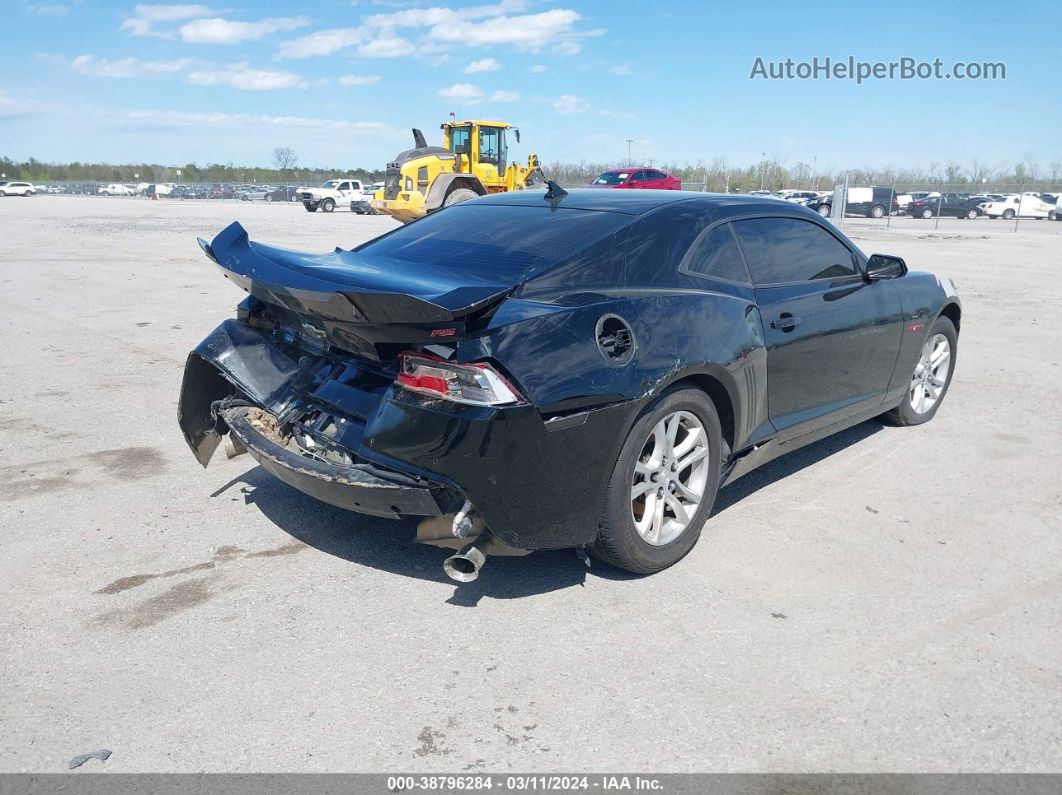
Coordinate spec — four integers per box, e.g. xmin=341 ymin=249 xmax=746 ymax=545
xmin=296 ymin=179 xmax=364 ymax=213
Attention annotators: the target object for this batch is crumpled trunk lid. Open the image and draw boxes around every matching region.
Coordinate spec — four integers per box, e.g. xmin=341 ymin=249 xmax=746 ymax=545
xmin=201 ymin=222 xmax=510 ymax=359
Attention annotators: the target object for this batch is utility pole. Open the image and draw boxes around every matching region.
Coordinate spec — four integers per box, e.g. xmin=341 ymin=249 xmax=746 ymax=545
xmin=759 ymin=152 xmax=766 ymax=191
xmin=811 ymin=155 xmax=817 ymax=190
xmin=626 ymin=139 xmax=633 ymax=167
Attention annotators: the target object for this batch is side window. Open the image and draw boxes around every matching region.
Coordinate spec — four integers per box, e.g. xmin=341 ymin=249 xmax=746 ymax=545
xmin=650 ymin=170 xmax=667 ymax=181
xmin=625 ymin=203 xmax=713 ymax=280
xmin=733 ymin=217 xmax=857 ymax=284
xmin=629 ymin=170 xmax=645 ymax=183
xmin=682 ymin=223 xmax=750 ymax=283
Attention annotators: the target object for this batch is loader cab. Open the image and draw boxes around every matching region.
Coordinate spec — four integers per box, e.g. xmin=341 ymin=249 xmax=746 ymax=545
xmin=442 ymin=120 xmax=516 ymax=187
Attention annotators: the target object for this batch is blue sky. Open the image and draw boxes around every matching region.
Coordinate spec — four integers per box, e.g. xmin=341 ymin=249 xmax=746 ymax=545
xmin=2 ymin=0 xmax=1060 ymax=172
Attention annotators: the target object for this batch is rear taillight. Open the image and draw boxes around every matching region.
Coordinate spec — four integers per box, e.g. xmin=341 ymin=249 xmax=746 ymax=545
xmin=396 ymin=352 xmax=524 ymax=406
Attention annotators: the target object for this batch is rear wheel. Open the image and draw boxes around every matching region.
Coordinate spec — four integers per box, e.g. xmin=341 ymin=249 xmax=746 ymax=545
xmin=881 ymin=316 xmax=957 ymax=427
xmin=967 ymin=208 xmax=978 ymax=219
xmin=921 ymin=208 xmax=933 ymax=219
xmin=592 ymin=388 xmax=722 ymax=575
xmin=321 ymin=198 xmax=336 ymax=213
xmin=265 ymin=194 xmax=273 ymax=202
xmin=870 ymin=204 xmax=885 ymax=219
xmin=443 ymin=188 xmax=479 ymax=207
xmin=817 ymin=203 xmax=831 ymax=217
xmin=1002 ymin=209 xmax=1015 ymax=220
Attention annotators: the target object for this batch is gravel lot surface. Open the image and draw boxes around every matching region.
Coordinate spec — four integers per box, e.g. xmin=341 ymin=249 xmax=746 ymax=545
xmin=1 ymin=196 xmax=1060 ymax=773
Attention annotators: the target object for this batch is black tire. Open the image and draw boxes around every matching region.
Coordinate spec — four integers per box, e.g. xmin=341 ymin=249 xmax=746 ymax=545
xmin=870 ymin=204 xmax=885 ymax=219
xmin=321 ymin=198 xmax=336 ymax=213
xmin=304 ymin=202 xmax=317 ymax=212
xmin=817 ymin=203 xmax=831 ymax=217
xmin=291 ymin=195 xmax=299 ymax=202
xmin=265 ymin=194 xmax=273 ymax=202
xmin=921 ymin=208 xmax=933 ymax=219
xmin=0 ymin=191 xmax=6 ymax=197
xmin=591 ymin=387 xmax=722 ymax=575
xmin=881 ymin=315 xmax=958 ymax=427
xmin=443 ymin=188 xmax=479 ymax=207
xmin=1002 ymin=209 xmax=1015 ymax=220
xmin=966 ymin=209 xmax=978 ymax=219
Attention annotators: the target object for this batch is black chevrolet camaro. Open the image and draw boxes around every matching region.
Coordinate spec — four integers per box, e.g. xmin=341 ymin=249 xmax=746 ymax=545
xmin=179 ymin=188 xmax=960 ymax=581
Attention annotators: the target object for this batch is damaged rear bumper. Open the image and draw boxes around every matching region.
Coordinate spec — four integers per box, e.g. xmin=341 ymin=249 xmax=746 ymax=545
xmin=179 ymin=318 xmax=640 ymax=550
xmin=221 ymin=405 xmax=445 ymax=518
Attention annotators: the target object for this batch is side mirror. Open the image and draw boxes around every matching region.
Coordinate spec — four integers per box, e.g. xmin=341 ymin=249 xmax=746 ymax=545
xmin=866 ymin=253 xmax=907 ymax=281
xmin=455 ymin=142 xmax=470 ymax=155
xmin=513 ymin=128 xmax=520 ymax=143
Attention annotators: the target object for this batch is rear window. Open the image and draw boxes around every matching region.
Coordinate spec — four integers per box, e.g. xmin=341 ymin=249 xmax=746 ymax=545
xmin=353 ymin=203 xmax=632 ymax=282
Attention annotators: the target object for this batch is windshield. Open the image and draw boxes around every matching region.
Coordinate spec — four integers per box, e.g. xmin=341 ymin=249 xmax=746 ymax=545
xmin=322 ymin=180 xmax=340 ymax=188
xmin=353 ymin=203 xmax=632 ymax=284
xmin=593 ymin=172 xmax=628 ymax=185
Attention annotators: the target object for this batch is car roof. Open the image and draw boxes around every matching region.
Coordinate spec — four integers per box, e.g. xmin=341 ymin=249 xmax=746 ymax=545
xmin=471 ymin=188 xmax=813 ymax=216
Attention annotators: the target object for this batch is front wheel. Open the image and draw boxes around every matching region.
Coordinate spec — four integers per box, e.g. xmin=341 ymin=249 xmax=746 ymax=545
xmin=921 ymin=208 xmax=933 ymax=219
xmin=817 ymin=204 xmax=831 ymax=217
xmin=0 ymin=191 xmax=6 ymax=197
xmin=881 ymin=316 xmax=957 ymax=427
xmin=870 ymin=204 xmax=885 ymax=219
xmin=592 ymin=388 xmax=722 ymax=575
xmin=265 ymin=194 xmax=273 ymax=202
xmin=443 ymin=188 xmax=479 ymax=207
xmin=967 ymin=209 xmax=978 ymax=219
xmin=1002 ymin=209 xmax=1015 ymax=220
xmin=303 ymin=202 xmax=317 ymax=212
xmin=321 ymin=198 xmax=336 ymax=213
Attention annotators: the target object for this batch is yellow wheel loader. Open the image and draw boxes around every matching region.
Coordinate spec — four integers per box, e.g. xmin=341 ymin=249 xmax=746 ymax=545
xmin=370 ymin=120 xmax=546 ymax=223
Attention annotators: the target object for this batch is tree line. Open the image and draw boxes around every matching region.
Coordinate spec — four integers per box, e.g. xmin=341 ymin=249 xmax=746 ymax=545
xmin=0 ymin=156 xmax=385 ymax=185
xmin=545 ymin=156 xmax=1062 ymax=192
xmin=4 ymin=153 xmax=1060 ymax=192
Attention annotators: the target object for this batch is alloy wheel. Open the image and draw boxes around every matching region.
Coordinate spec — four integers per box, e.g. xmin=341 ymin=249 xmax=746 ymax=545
xmin=630 ymin=410 xmax=710 ymax=546
xmin=909 ymin=333 xmax=951 ymax=414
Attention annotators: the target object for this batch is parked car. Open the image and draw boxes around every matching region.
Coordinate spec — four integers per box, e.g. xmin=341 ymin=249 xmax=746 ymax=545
xmin=588 ymin=169 xmax=681 ymax=190
xmin=845 ymin=187 xmax=898 ymax=218
xmin=146 ymin=183 xmax=175 ymax=197
xmin=907 ymin=193 xmax=984 ymax=219
xmin=180 ymin=187 xmax=961 ymax=582
xmin=1053 ymin=196 xmax=1061 ymax=222
xmin=775 ymin=190 xmax=821 ymax=203
xmin=237 ymin=186 xmax=273 ymax=201
xmin=981 ymin=193 xmax=1055 ymax=220
xmin=747 ymin=190 xmax=775 ymax=197
xmin=99 ymin=183 xmax=136 ymax=196
xmin=296 ymin=179 xmax=364 ymax=212
xmin=0 ymin=181 xmax=35 ymax=197
xmin=807 ymin=193 xmax=834 ymax=217
xmin=265 ymin=186 xmax=299 ymax=202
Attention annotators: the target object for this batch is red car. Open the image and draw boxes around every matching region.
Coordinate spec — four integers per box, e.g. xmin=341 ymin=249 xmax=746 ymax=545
xmin=588 ymin=168 xmax=681 ymax=190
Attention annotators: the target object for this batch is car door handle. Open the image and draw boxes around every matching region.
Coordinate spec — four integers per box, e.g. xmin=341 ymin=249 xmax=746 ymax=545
xmin=770 ymin=315 xmax=801 ymax=330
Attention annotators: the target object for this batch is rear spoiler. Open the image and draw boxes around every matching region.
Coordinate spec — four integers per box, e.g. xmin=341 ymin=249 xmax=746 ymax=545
xmin=200 ymin=222 xmax=510 ymax=326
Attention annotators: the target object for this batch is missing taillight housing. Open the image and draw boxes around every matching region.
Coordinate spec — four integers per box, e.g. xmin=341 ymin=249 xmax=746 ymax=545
xmin=396 ymin=352 xmax=524 ymax=406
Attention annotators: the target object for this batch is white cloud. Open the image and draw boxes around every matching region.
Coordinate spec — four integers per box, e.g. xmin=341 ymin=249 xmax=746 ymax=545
xmin=610 ymin=63 xmax=632 ymax=76
xmin=66 ymin=54 xmax=193 ymax=79
xmin=277 ymin=27 xmax=364 ymax=59
xmin=339 ymin=74 xmax=381 ymax=86
xmin=277 ymin=3 xmax=598 ymax=59
xmin=120 ymin=4 xmax=212 ymax=36
xmin=179 ymin=16 xmax=310 ymax=44
xmin=186 ymin=65 xmax=305 ymax=91
xmin=464 ymin=57 xmax=501 ymax=73
xmin=430 ymin=9 xmax=582 ymax=50
xmin=438 ymin=82 xmax=483 ymax=102
xmin=554 ymin=93 xmax=587 ymax=114
xmin=121 ymin=108 xmax=385 ymax=134
xmin=357 ymin=36 xmax=411 ymax=57
xmin=528 ymin=64 xmax=546 ymax=73
xmin=488 ymin=90 xmax=519 ymax=102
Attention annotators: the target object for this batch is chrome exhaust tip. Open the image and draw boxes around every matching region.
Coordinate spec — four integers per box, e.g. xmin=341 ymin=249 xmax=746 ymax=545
xmin=443 ymin=535 xmax=491 ymax=583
